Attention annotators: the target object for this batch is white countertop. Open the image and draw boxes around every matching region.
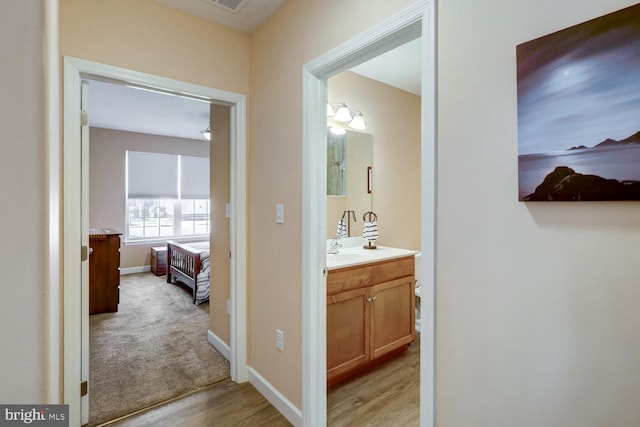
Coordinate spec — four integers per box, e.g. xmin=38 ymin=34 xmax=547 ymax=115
xmin=326 ymin=246 xmax=419 ymax=270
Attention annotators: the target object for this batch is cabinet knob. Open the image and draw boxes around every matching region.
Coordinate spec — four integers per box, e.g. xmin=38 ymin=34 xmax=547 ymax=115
xmin=366 ymin=296 xmax=377 ymax=303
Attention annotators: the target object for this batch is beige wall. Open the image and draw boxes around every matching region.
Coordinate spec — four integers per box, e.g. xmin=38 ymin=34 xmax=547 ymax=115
xmin=0 ymin=0 xmax=48 ymax=403
xmin=59 ymin=0 xmax=250 ymax=95
xmin=250 ymin=0 xmax=417 ymax=409
xmin=328 ymin=71 xmax=421 ymax=249
xmin=88 ymin=127 xmax=209 ymax=268
xmin=437 ymin=0 xmax=640 ymax=426
xmin=209 ymin=104 xmax=231 ymax=342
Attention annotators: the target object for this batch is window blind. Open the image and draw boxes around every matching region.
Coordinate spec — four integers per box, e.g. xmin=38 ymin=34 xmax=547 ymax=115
xmin=127 ymin=151 xmax=179 ymax=199
xmin=180 ymin=155 xmax=210 ymax=199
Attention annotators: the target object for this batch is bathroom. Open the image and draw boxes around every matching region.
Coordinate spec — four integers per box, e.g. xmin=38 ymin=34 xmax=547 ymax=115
xmin=325 ymin=44 xmax=422 ymax=400
xmin=326 ymin=68 xmax=421 ymax=254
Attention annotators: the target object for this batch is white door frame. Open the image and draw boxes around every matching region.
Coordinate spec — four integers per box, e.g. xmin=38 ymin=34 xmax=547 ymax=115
xmin=301 ymin=2 xmax=436 ymax=426
xmin=62 ymin=56 xmax=248 ymax=426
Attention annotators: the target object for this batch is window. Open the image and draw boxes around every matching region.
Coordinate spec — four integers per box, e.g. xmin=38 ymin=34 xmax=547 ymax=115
xmin=126 ymin=151 xmax=210 ymax=242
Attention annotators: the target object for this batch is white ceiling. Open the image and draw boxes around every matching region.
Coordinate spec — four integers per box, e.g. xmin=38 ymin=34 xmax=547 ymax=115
xmin=88 ymin=81 xmax=212 ymax=141
xmin=154 ymin=0 xmax=288 ymax=34
xmin=88 ymin=1 xmax=421 ymax=140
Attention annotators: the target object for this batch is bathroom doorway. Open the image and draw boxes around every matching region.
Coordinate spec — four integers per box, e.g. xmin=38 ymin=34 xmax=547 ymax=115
xmin=301 ymin=1 xmax=437 ymax=425
xmin=325 ymin=38 xmax=422 ymax=423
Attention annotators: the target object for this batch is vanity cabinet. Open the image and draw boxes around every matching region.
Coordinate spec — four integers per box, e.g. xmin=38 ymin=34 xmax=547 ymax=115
xmin=327 ymin=255 xmax=415 ymax=386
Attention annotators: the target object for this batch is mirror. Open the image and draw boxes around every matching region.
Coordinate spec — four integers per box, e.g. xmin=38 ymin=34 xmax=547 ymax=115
xmin=327 ymin=128 xmax=373 ymax=238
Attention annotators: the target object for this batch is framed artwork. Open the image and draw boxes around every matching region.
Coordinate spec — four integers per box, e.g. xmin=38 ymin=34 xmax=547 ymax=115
xmin=517 ymin=3 xmax=640 ymax=201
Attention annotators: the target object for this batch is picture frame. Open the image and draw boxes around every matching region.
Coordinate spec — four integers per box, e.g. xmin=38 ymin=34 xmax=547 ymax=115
xmin=517 ymin=3 xmax=640 ymax=201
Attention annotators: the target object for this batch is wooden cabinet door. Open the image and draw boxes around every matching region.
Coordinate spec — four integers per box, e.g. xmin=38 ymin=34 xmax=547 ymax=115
xmin=369 ymin=277 xmax=415 ymax=360
xmin=327 ymin=287 xmax=370 ymax=383
xmin=89 ymin=234 xmax=120 ymax=314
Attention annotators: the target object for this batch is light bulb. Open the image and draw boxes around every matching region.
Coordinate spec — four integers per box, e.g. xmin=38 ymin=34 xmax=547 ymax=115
xmin=333 ymin=103 xmax=352 ymax=122
xmin=349 ymin=113 xmax=366 ymax=130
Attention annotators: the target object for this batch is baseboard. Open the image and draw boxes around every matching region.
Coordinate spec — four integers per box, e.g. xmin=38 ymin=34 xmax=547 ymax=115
xmin=248 ymin=367 xmax=302 ymax=427
xmin=120 ymin=266 xmax=151 ymax=275
xmin=207 ymin=330 xmax=231 ymax=361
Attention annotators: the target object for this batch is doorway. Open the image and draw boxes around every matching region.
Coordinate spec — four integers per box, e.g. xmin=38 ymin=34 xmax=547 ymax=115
xmin=301 ymin=2 xmax=436 ymax=426
xmin=62 ymin=57 xmax=248 ymax=426
xmin=84 ymin=78 xmax=230 ymax=425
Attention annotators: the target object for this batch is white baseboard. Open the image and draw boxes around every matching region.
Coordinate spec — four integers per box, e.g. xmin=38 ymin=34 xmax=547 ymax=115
xmin=248 ymin=367 xmax=302 ymax=427
xmin=120 ymin=266 xmax=151 ymax=275
xmin=207 ymin=330 xmax=231 ymax=361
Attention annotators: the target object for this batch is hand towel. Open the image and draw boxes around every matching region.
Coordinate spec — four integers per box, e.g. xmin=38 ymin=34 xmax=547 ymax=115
xmin=362 ymin=220 xmax=378 ymax=241
xmin=337 ymin=219 xmax=348 ymax=238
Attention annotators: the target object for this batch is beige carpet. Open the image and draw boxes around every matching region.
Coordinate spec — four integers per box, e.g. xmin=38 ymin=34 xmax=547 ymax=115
xmin=89 ymin=273 xmax=230 ymax=426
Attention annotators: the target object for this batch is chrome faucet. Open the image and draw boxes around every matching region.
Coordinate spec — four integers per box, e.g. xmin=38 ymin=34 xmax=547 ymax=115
xmin=327 ymin=238 xmax=342 ymax=254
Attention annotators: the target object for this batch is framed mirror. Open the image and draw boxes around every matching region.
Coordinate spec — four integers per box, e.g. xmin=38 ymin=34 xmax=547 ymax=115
xmin=327 ymin=128 xmax=373 ymax=238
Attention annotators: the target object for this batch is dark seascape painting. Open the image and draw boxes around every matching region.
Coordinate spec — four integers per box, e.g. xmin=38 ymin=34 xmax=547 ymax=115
xmin=517 ymin=3 xmax=640 ymax=201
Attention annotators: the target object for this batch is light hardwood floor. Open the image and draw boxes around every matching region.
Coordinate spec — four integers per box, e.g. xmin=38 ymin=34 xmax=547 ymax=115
xmin=105 ymin=380 xmax=290 ymax=427
xmin=328 ymin=334 xmax=420 ymax=426
xmin=104 ymin=335 xmax=420 ymax=426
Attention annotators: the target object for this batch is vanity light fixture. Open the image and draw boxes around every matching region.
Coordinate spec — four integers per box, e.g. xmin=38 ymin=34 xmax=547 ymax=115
xmin=200 ymin=122 xmax=211 ymax=141
xmin=327 ymin=102 xmax=367 ymax=131
xmin=349 ymin=112 xmax=366 ymax=131
xmin=329 ymin=126 xmax=347 ymax=135
xmin=333 ymin=103 xmax=353 ymax=122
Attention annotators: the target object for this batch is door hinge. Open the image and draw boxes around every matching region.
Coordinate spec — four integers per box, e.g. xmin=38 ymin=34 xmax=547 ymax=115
xmin=81 ymin=110 xmax=89 ymax=126
xmin=322 ymin=267 xmax=328 ymax=278
xmin=81 ymin=381 xmax=88 ymax=397
xmin=81 ymin=245 xmax=89 ymax=261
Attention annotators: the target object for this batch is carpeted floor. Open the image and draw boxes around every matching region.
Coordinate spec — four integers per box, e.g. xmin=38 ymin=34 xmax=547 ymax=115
xmin=89 ymin=273 xmax=230 ymax=426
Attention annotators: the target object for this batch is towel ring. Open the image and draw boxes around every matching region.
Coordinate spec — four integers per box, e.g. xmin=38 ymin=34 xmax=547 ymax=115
xmin=363 ymin=211 xmax=378 ymax=222
xmin=342 ymin=210 xmax=356 ymax=222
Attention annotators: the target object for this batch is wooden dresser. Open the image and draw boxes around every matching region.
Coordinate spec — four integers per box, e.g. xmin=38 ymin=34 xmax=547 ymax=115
xmin=89 ymin=229 xmax=121 ymax=314
xmin=327 ymin=255 xmax=415 ymax=386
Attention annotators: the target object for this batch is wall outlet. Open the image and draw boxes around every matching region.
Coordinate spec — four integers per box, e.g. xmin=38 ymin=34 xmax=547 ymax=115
xmin=275 ymin=329 xmax=284 ymax=352
xmin=226 ymin=299 xmax=231 ymax=316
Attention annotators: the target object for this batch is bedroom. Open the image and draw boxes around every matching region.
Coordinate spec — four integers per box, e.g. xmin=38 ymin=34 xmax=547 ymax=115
xmin=86 ymin=78 xmax=232 ymax=424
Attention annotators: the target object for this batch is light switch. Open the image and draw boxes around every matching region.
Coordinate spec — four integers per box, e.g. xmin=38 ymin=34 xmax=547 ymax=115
xmin=225 ymin=203 xmax=231 ymax=218
xmin=276 ymin=204 xmax=284 ymax=224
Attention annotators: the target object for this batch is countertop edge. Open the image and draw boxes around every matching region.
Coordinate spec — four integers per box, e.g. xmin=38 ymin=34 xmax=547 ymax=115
xmin=326 ymin=246 xmax=419 ymax=270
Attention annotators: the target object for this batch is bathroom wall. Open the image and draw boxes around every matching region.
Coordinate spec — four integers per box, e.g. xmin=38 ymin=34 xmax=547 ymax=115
xmin=437 ymin=0 xmax=640 ymax=425
xmin=328 ymin=71 xmax=421 ymax=250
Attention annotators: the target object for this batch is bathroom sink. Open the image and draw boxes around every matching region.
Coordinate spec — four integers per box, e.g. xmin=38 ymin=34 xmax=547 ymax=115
xmin=326 ymin=251 xmax=372 ymax=266
xmin=326 ymin=246 xmax=419 ymax=270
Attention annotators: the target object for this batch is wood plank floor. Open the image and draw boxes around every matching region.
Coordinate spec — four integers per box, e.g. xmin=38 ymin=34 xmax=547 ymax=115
xmin=105 ymin=380 xmax=291 ymax=427
xmin=104 ymin=335 xmax=420 ymax=426
xmin=328 ymin=334 xmax=420 ymax=426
